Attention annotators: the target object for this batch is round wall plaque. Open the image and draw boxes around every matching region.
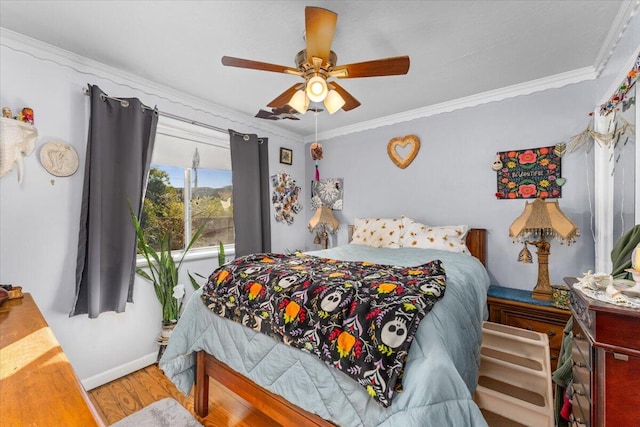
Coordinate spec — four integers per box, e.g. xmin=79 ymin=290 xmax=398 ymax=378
xmin=39 ymin=141 xmax=79 ymax=177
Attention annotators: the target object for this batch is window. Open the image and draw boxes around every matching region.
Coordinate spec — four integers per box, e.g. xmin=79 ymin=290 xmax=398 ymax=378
xmin=141 ymin=117 xmax=233 ymax=253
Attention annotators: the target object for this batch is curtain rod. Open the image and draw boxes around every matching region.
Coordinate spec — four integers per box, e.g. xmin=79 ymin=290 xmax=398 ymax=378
xmin=82 ymin=88 xmax=261 ymax=140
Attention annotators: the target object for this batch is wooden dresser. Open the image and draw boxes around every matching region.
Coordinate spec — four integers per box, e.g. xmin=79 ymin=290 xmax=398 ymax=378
xmin=487 ymin=285 xmax=571 ymax=372
xmin=0 ymin=293 xmax=105 ymax=426
xmin=566 ymin=279 xmax=640 ymax=427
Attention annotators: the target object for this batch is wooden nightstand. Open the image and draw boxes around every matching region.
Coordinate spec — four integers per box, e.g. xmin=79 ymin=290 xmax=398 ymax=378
xmin=487 ymin=285 xmax=571 ymax=372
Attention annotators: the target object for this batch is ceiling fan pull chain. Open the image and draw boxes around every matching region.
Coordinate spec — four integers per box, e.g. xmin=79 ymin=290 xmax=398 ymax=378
xmin=315 ymin=112 xmax=320 ymax=181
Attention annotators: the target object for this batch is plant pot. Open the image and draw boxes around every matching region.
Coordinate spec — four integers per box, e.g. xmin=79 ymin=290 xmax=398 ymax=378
xmin=157 ymin=321 xmax=177 ymax=346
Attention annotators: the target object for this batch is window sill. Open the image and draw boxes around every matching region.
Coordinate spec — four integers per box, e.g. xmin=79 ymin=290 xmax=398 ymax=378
xmin=135 ymin=245 xmax=235 ymax=268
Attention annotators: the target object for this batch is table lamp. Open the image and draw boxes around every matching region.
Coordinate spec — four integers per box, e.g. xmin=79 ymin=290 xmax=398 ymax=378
xmin=308 ymin=205 xmax=339 ymax=249
xmin=509 ymin=198 xmax=579 ymax=300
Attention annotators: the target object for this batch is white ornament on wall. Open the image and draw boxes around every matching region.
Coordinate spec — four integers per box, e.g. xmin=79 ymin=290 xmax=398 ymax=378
xmin=0 ymin=117 xmax=38 ymax=183
xmin=39 ymin=141 xmax=79 ymax=177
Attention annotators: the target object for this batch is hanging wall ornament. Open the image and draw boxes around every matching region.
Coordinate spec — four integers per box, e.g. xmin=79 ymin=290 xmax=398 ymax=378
xmin=599 ymin=52 xmax=639 ymax=116
xmin=310 ymin=142 xmax=323 ymax=160
xmin=568 ymin=114 xmax=634 ymax=152
xmin=554 ymin=142 xmax=566 ymax=157
xmin=491 ymin=153 xmax=503 ymax=171
xmin=387 ymin=134 xmax=420 ymax=169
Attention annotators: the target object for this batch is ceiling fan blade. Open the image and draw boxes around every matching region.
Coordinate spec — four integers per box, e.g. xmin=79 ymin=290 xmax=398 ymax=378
xmin=267 ymin=84 xmax=301 ymax=108
xmin=331 ymin=56 xmax=410 ymax=78
xmin=305 ymin=6 xmax=338 ymax=64
xmin=221 ymin=56 xmax=301 ymax=75
xmin=329 ymin=82 xmax=361 ymax=111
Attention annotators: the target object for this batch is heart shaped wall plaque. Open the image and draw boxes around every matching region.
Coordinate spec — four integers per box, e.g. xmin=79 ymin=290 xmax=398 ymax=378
xmin=387 ymin=135 xmax=420 ymax=169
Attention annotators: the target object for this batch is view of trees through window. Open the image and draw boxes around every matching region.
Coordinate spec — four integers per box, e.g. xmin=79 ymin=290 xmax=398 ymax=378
xmin=141 ymin=165 xmax=234 ymax=252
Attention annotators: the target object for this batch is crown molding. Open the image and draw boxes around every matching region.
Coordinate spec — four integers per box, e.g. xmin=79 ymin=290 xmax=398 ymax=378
xmin=308 ymin=66 xmax=597 ymax=142
xmin=592 ymin=0 xmax=640 ymax=75
xmin=0 ymin=27 xmax=302 ymax=142
xmin=3 ymin=10 xmax=634 ymax=146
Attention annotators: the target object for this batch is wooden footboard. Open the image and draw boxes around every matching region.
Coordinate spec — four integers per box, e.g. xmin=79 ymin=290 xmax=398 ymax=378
xmin=195 ymin=351 xmax=335 ymax=425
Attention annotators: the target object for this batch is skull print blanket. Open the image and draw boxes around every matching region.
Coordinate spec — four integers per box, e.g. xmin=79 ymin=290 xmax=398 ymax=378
xmin=200 ymin=252 xmax=447 ymax=407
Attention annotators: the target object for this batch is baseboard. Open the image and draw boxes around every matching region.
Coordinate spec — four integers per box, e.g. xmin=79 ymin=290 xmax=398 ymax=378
xmin=81 ymin=352 xmax=157 ymax=390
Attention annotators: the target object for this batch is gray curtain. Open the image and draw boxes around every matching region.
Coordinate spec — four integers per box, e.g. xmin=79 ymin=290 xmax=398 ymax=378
xmin=229 ymin=130 xmax=271 ymax=257
xmin=71 ymin=84 xmax=158 ymax=318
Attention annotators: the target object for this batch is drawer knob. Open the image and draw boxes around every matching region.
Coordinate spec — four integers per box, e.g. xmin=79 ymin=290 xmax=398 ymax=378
xmin=547 ymin=331 xmax=557 ymax=337
xmin=614 ymin=352 xmax=629 ymax=361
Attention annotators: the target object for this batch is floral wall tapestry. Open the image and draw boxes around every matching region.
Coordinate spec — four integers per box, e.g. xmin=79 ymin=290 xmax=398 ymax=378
xmin=271 ymin=171 xmax=302 ymax=224
xmin=495 ymin=146 xmax=562 ymax=199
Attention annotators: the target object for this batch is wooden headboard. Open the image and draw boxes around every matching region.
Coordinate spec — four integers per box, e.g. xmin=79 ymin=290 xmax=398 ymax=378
xmin=347 ymin=225 xmax=487 ymax=267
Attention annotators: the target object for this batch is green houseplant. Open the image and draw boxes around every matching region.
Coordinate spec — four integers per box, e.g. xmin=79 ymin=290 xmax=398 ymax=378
xmin=130 ymin=207 xmax=204 ymax=324
xmin=188 ymin=240 xmax=226 ymax=290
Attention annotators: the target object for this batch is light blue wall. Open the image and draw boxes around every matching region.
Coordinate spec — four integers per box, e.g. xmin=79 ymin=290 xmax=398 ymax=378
xmin=0 ymin=43 xmax=307 ymax=387
xmin=306 ymin=66 xmax=635 ymax=290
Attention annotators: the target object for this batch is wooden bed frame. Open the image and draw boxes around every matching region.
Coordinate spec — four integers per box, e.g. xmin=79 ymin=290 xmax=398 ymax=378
xmin=194 ymin=228 xmax=487 ymax=423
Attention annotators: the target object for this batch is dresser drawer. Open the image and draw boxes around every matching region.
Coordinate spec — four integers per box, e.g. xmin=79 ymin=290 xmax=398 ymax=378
xmin=571 ymin=325 xmax=591 ymax=371
xmin=572 ymin=363 xmax=591 ymax=399
xmin=570 ymin=391 xmax=590 ymax=427
xmin=569 ymin=286 xmax=594 ymax=339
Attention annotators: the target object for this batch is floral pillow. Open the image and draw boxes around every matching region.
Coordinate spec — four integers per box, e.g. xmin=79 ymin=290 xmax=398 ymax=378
xmin=351 ymin=218 xmax=402 ymax=248
xmin=400 ymin=216 xmax=470 ymax=254
xmin=400 ymin=216 xmax=427 ymax=246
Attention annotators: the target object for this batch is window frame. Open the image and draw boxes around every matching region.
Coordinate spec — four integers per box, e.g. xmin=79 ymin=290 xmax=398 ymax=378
xmin=136 ymin=117 xmax=235 ymax=265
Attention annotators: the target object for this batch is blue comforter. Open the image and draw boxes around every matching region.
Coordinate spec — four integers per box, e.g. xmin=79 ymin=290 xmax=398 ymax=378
xmin=159 ymin=245 xmax=490 ymax=426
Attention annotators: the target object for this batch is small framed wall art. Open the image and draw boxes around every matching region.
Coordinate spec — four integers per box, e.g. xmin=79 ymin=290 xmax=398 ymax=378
xmin=280 ymin=147 xmax=293 ymax=165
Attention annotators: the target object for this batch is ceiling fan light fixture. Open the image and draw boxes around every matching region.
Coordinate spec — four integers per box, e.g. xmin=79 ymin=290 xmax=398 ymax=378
xmin=324 ymin=89 xmax=345 ymax=114
xmin=306 ymin=75 xmax=328 ymax=102
xmin=288 ymin=89 xmax=309 ymax=114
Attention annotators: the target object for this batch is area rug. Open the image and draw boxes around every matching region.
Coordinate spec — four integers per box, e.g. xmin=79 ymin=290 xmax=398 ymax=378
xmin=111 ymin=398 xmax=203 ymax=427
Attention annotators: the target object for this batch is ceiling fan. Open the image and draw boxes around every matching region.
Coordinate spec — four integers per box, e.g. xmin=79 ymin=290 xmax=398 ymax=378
xmin=221 ymin=6 xmax=410 ymax=115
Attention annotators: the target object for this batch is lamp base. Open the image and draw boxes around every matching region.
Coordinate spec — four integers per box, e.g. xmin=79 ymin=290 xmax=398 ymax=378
xmin=531 ymin=286 xmax=552 ymax=301
xmin=529 ymin=235 xmax=552 ymax=301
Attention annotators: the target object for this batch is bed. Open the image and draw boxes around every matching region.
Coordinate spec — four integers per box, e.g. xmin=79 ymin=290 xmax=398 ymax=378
xmin=160 ymin=225 xmax=490 ymax=426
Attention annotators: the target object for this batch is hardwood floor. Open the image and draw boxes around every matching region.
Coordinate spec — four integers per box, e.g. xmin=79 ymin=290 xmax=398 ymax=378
xmin=88 ymin=364 xmax=282 ymax=426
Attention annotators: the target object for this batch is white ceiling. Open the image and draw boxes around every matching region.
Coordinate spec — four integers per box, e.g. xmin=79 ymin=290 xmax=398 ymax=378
xmin=0 ymin=1 xmax=635 ymax=139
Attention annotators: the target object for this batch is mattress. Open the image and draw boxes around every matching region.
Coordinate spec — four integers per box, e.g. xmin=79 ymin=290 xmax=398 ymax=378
xmin=159 ymin=244 xmax=490 ymax=426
